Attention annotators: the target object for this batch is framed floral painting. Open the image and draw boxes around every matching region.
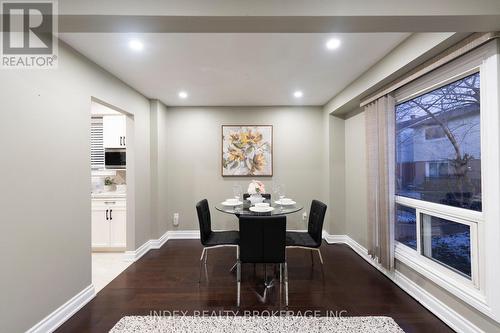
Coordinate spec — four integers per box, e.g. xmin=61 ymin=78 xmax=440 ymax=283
xmin=222 ymin=125 xmax=273 ymax=176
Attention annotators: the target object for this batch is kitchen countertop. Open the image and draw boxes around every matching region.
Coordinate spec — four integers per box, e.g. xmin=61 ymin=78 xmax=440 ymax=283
xmin=91 ymin=191 xmax=126 ymax=199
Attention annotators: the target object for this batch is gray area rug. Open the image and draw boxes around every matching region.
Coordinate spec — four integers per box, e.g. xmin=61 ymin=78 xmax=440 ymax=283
xmin=110 ymin=316 xmax=405 ymax=333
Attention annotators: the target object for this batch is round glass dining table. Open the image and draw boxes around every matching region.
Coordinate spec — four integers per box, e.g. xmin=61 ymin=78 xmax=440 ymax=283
xmin=215 ymin=199 xmax=303 ymax=216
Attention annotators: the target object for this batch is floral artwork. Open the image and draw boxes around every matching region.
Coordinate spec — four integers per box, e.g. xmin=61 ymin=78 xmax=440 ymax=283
xmin=222 ymin=125 xmax=273 ymax=176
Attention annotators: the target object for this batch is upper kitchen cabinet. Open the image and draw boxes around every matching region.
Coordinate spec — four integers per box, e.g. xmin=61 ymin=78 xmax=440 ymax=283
xmin=103 ymin=115 xmax=126 ymax=148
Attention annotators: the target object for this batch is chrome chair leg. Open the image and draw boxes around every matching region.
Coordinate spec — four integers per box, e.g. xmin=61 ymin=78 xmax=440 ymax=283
xmin=198 ymin=248 xmax=206 ymax=284
xmin=317 ymin=249 xmax=325 ymax=283
xmin=317 ymin=249 xmax=324 ymax=265
xmin=230 ymin=246 xmax=240 ymax=272
xmin=237 ymin=261 xmax=241 ymax=307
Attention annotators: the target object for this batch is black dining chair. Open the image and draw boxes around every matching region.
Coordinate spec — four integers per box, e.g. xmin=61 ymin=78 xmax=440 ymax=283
xmin=243 ymin=193 xmax=272 ymax=201
xmin=286 ymin=200 xmax=327 ymax=268
xmin=196 ymin=199 xmax=239 ymax=283
xmin=237 ymin=215 xmax=288 ymax=307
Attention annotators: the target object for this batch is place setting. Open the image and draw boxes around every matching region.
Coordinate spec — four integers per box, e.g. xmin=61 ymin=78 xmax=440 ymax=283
xmin=216 ymin=180 xmax=302 ymax=216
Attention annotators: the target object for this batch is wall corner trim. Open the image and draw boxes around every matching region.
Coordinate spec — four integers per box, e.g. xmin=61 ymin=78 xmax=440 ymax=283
xmin=322 ymin=232 xmax=484 ymax=333
xmin=123 ymin=230 xmax=200 ymax=262
xmin=26 ymin=284 xmax=95 ymax=333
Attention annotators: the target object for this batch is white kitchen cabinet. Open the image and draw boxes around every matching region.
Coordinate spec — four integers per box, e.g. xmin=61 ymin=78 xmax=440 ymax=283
xmin=91 ymin=199 xmax=126 ymax=250
xmin=109 ymin=208 xmax=126 ymax=248
xmin=91 ymin=206 xmax=110 ymax=248
xmin=103 ymin=115 xmax=126 ymax=148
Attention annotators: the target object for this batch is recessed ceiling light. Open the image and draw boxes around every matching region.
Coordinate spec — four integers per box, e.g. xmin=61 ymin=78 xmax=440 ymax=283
xmin=128 ymin=40 xmax=143 ymax=51
xmin=326 ymin=38 xmax=341 ymax=50
xmin=293 ymin=90 xmax=303 ymax=98
xmin=178 ymin=91 xmax=188 ymax=99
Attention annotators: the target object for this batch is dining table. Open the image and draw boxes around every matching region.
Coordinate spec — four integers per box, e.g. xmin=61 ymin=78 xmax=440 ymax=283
xmin=215 ymin=197 xmax=303 ymax=303
xmin=215 ymin=199 xmax=303 ymax=216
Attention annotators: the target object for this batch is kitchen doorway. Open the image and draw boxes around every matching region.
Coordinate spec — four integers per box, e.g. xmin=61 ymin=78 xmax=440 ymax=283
xmin=90 ymin=98 xmax=133 ymax=293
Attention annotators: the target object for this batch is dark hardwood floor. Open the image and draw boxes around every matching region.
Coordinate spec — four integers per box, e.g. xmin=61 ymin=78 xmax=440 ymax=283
xmin=56 ymin=241 xmax=454 ymax=333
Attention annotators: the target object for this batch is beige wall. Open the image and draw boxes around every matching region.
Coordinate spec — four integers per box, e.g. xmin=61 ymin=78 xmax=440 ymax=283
xmin=164 ymin=106 xmax=328 ymax=231
xmin=0 ymin=41 xmax=154 ymax=332
xmin=327 ymin=111 xmax=368 ymax=246
xmin=150 ymin=100 xmax=170 ymax=239
xmin=328 ymin=115 xmax=346 ymax=235
xmin=344 ymin=112 xmax=368 ymax=248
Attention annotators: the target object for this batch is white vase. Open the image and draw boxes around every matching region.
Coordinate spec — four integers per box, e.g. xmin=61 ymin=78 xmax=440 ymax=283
xmin=248 ymin=193 xmax=264 ymax=205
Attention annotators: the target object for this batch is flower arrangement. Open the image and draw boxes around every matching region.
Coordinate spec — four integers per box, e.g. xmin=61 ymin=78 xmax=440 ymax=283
xmin=248 ymin=180 xmax=266 ymax=195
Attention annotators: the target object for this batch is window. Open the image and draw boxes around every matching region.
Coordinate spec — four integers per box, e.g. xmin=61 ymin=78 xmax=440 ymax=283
xmin=426 ymin=161 xmax=450 ymax=178
xmin=392 ymin=43 xmax=500 ymax=320
xmin=421 ymin=214 xmax=471 ymax=278
xmin=395 ymin=204 xmax=417 ymax=250
xmin=425 ymin=126 xmax=446 ymax=140
xmin=396 ymin=72 xmax=481 ymax=211
xmin=395 ymin=72 xmax=481 ymax=288
xmin=91 ymin=117 xmax=104 ymax=170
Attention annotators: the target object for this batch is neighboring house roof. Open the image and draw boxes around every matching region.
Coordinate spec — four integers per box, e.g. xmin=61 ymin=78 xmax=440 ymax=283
xmin=396 ymin=104 xmax=479 ymax=131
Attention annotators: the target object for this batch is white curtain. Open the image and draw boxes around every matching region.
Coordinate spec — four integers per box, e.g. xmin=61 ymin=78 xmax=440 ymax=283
xmin=365 ymin=95 xmax=396 ymax=270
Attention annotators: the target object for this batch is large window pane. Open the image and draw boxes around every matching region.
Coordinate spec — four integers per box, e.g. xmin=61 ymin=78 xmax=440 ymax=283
xmin=396 ymin=73 xmax=481 ymax=211
xmin=421 ymin=214 xmax=471 ymax=278
xmin=395 ymin=204 xmax=417 ymax=249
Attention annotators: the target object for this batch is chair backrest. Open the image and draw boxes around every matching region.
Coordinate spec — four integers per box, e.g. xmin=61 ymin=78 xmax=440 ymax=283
xmin=308 ymin=200 xmax=327 ymax=246
xmin=239 ymin=216 xmax=286 ymax=264
xmin=196 ymin=199 xmax=212 ymax=245
xmin=243 ymin=193 xmax=271 ymax=200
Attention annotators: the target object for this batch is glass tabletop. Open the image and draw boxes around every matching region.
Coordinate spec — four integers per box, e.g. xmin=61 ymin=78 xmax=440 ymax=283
xmin=215 ymin=199 xmax=303 ymax=216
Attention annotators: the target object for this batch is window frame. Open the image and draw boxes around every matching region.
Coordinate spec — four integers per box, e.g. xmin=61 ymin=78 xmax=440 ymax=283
xmin=395 ymin=196 xmax=479 ymax=288
xmin=392 ymin=41 xmax=500 ymax=320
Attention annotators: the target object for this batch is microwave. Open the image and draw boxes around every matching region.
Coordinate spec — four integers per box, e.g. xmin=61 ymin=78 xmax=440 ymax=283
xmin=105 ymin=149 xmax=126 ymax=169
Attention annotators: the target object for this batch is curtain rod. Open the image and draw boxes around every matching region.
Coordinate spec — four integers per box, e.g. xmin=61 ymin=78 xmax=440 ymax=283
xmin=360 ymin=32 xmax=500 ymax=107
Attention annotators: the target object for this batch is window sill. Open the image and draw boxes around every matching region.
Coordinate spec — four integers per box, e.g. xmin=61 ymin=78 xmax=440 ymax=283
xmin=395 ymin=242 xmax=492 ymax=317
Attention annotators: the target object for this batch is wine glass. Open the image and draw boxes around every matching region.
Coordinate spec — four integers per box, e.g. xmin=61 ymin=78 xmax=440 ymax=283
xmin=272 ymin=182 xmax=281 ymax=202
xmin=232 ymin=184 xmax=242 ymax=202
xmin=232 ymin=184 xmax=242 ymax=212
xmin=278 ymin=184 xmax=286 ymax=202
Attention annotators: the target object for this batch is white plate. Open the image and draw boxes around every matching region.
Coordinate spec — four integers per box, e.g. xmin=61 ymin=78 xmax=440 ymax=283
xmin=249 ymin=206 xmax=275 ymax=213
xmin=275 ymin=200 xmax=296 ymax=206
xmin=221 ymin=201 xmax=243 ymax=206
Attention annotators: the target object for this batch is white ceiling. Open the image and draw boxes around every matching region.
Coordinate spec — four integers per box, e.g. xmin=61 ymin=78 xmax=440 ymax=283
xmin=60 ymin=33 xmax=409 ymax=106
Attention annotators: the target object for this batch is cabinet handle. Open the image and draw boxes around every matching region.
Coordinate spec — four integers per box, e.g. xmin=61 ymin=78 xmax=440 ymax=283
xmin=104 ymin=201 xmax=116 ymax=205
xmin=120 ymin=136 xmax=123 ymax=146
xmin=105 ymin=209 xmax=109 ymax=220
xmin=110 ymin=209 xmax=113 ymax=220
xmin=123 ymin=136 xmax=126 ymax=146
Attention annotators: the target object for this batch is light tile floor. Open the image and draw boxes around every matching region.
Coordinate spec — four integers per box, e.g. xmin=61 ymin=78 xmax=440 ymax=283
xmin=92 ymin=252 xmax=132 ymax=293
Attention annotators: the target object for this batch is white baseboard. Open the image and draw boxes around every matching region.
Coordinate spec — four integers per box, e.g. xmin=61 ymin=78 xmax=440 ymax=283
xmin=323 ymin=232 xmax=483 ymax=333
xmin=166 ymin=230 xmax=200 ymax=240
xmin=123 ymin=230 xmax=200 ymax=262
xmin=123 ymin=239 xmax=152 ymax=262
xmin=26 ymin=284 xmax=95 ymax=333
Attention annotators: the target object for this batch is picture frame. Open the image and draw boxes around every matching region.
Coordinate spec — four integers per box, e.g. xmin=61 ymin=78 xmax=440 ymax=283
xmin=221 ymin=125 xmax=273 ymax=177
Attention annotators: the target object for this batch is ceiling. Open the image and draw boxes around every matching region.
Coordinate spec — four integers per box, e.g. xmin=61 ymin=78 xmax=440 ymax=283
xmin=60 ymin=33 xmax=409 ymax=106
